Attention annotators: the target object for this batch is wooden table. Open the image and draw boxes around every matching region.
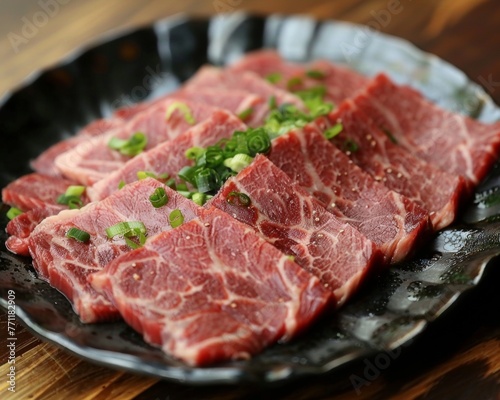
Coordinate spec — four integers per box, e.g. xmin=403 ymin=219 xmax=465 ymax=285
xmin=0 ymin=0 xmax=499 ymax=398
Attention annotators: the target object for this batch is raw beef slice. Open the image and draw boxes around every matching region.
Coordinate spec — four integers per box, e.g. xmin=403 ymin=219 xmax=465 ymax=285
xmin=90 ymin=207 xmax=333 ymax=366
xmin=28 ymin=179 xmax=199 ymax=323
xmin=211 ymin=155 xmax=380 ymax=307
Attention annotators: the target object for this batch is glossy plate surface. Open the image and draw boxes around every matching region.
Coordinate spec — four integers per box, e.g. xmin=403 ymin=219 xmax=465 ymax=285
xmin=1 ymin=14 xmax=500 ymax=384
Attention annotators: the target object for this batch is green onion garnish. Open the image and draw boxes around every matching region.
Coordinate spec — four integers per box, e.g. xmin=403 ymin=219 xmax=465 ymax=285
xmin=268 ymin=95 xmax=277 ymax=110
xmin=66 ymin=227 xmax=90 ymax=243
xmin=224 ymin=154 xmax=254 ymax=173
xmin=177 ymin=191 xmax=193 ymax=199
xmin=203 ymin=146 xmax=225 ymax=168
xmin=169 ymin=209 xmax=184 ymax=228
xmin=6 ymin=207 xmax=23 ymax=220
xmin=185 ymin=146 xmax=204 ymax=160
xmin=344 ymin=139 xmax=359 ymax=153
xmin=306 ymin=70 xmax=326 ymax=80
xmin=324 ymin=122 xmax=343 ymax=139
xmin=108 ymin=132 xmax=147 ymax=156
xmin=136 ymin=170 xmax=169 ymax=182
xmin=149 ymin=187 xmax=169 ymax=208
xmin=118 ymin=180 xmax=126 ymax=189
xmin=137 ymin=171 xmax=158 ymax=180
xmin=265 ymin=72 xmax=282 ymax=84
xmin=227 ymin=191 xmax=251 ymax=207
xmin=192 ymin=192 xmax=207 ymax=206
xmin=237 ymin=107 xmax=254 ymax=122
xmin=287 ymin=77 xmax=303 ymax=90
xmin=165 ymin=102 xmax=196 ymax=125
xmin=195 ymin=168 xmax=220 ymax=193
xmin=106 ymin=221 xmax=147 ymax=249
xmin=294 ymin=85 xmax=333 ymax=118
xmin=178 ymin=165 xmax=199 ymax=186
xmin=57 ymin=185 xmax=86 ymax=209
xmin=106 ymin=221 xmax=146 ymax=238
xmin=246 ymin=128 xmax=271 ymax=156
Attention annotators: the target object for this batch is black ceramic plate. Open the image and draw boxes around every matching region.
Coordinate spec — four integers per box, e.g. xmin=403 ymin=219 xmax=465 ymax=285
xmin=1 ymin=14 xmax=500 ymax=385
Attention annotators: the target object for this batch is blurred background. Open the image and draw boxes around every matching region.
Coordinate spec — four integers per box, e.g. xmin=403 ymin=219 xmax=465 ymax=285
xmin=0 ymin=0 xmax=499 ymax=97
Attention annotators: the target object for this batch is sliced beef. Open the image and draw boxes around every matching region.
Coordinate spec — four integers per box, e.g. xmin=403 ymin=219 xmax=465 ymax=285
xmin=30 ymin=118 xmax=125 ymax=176
xmin=6 ymin=208 xmax=55 ymax=256
xmin=172 ymin=88 xmax=269 ymax=127
xmin=2 ymin=173 xmax=91 ymax=255
xmin=268 ymin=126 xmax=431 ymax=264
xmin=322 ymin=101 xmax=467 ymax=230
xmin=55 ymin=99 xmax=219 ymax=185
xmin=229 ymin=50 xmax=305 ymax=85
xmin=28 ymin=179 xmax=199 ymax=323
xmin=89 ymin=207 xmax=333 ymax=366
xmin=1 ymin=173 xmax=81 ymax=212
xmin=210 ymin=155 xmax=380 ymax=306
xmin=350 ymin=73 xmax=500 ymax=187
xmin=228 ymin=50 xmax=368 ymax=105
xmin=185 ymin=65 xmax=305 ymax=110
xmin=306 ymin=60 xmax=369 ymax=105
xmin=88 ymin=110 xmax=247 ymax=201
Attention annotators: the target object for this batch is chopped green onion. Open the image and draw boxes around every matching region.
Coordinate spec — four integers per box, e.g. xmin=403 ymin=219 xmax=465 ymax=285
xmin=382 ymin=128 xmax=398 ymax=144
xmin=137 ymin=171 xmax=157 ymax=180
xmin=306 ymin=70 xmax=326 ymax=80
xmin=286 ymin=255 xmax=296 ymax=262
xmin=344 ymin=139 xmax=359 ymax=153
xmin=108 ymin=132 xmax=147 ymax=156
xmin=198 ymin=146 xmax=224 ymax=168
xmin=66 ymin=227 xmax=90 ymax=243
xmin=230 ymin=131 xmax=249 ymax=156
xmin=227 ymin=191 xmax=251 ymax=207
xmin=324 ymin=122 xmax=343 ymax=139
xmin=169 ymin=209 xmax=184 ymax=228
xmin=246 ymin=128 xmax=271 ymax=156
xmin=65 ymin=186 xmax=85 ymax=196
xmin=106 ymin=221 xmax=147 ymax=249
xmin=6 ymin=207 xmax=23 ymax=220
xmin=265 ymin=72 xmax=282 ymax=84
xmin=192 ymin=192 xmax=207 ymax=206
xmin=293 ymin=85 xmax=333 ymax=118
xmin=295 ymin=85 xmax=327 ymax=99
xmin=194 ymin=168 xmax=220 ymax=193
xmin=177 ymin=190 xmax=193 ymax=199
xmin=149 ymin=187 xmax=169 ymax=208
xmin=106 ymin=221 xmax=146 ymax=239
xmin=165 ymin=102 xmax=196 ymax=125
xmin=237 ymin=107 xmax=254 ymax=121
xmin=118 ymin=180 xmax=126 ymax=189
xmin=176 ymin=182 xmax=188 ymax=191
xmin=165 ymin=178 xmax=177 ymax=189
xmin=224 ymin=154 xmax=254 ymax=173
xmin=57 ymin=185 xmax=86 ymax=209
xmin=287 ymin=76 xmax=303 ymax=90
xmin=264 ymin=104 xmax=312 ymax=137
xmin=178 ymin=165 xmax=199 ymax=186
xmin=268 ymin=95 xmax=277 ymax=110
xmin=185 ymin=146 xmax=204 ymax=160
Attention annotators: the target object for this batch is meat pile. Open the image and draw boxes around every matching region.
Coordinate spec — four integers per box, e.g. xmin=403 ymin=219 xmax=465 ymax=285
xmin=3 ymin=50 xmax=500 ymax=366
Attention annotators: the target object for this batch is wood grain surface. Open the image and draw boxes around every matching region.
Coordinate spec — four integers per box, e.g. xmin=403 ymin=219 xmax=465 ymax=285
xmin=0 ymin=1 xmax=499 ymax=399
